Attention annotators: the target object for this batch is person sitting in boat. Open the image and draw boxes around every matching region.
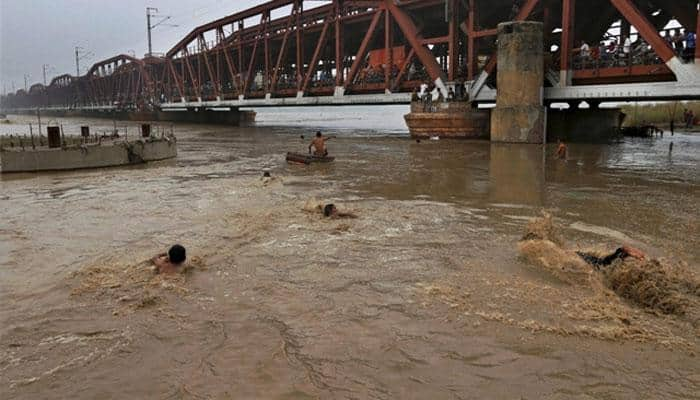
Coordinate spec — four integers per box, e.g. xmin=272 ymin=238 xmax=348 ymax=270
xmin=323 ymin=204 xmax=358 ymax=219
xmin=151 ymin=244 xmax=187 ymax=274
xmin=309 ymin=131 xmax=332 ymax=157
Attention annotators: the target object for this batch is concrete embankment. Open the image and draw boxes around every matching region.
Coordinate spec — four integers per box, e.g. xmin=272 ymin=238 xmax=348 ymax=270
xmin=0 ymin=138 xmax=177 ymax=173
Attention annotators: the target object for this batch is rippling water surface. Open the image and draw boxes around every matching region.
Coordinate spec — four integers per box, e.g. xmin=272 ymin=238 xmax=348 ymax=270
xmin=1 ymin=106 xmax=699 ymax=399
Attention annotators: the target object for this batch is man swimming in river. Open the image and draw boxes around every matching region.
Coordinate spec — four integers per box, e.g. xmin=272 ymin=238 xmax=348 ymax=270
xmin=520 ymin=214 xmax=646 ymax=272
xmin=151 ymin=244 xmax=187 ymax=274
xmin=576 ymin=246 xmax=645 ymax=270
xmin=309 ymin=131 xmax=331 ymax=157
xmin=323 ymin=204 xmax=358 ymax=219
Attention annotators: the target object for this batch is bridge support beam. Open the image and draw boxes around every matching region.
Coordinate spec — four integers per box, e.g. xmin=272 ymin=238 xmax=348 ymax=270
xmin=469 ymin=0 xmax=539 ymax=99
xmin=697 ymin=5 xmax=700 ymax=64
xmin=491 ymin=21 xmax=545 ymax=144
xmin=560 ymin=0 xmax=575 ymax=87
xmin=384 ymin=0 xmax=448 ymax=98
xmin=609 ymin=0 xmax=699 ymax=85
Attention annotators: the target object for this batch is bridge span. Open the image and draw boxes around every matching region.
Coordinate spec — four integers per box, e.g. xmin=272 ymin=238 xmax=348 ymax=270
xmin=1 ymin=0 xmax=699 ymax=113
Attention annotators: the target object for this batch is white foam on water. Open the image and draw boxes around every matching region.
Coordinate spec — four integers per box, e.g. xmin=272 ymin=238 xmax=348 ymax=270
xmin=569 ymin=221 xmax=641 ymax=245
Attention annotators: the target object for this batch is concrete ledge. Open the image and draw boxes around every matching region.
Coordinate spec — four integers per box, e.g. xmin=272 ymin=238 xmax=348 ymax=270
xmin=1 ymin=138 xmax=176 ymax=173
xmin=5 ymin=109 xmax=251 ymax=126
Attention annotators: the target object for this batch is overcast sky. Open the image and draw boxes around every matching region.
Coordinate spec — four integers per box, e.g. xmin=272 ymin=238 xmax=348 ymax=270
xmin=0 ymin=0 xmax=269 ymax=94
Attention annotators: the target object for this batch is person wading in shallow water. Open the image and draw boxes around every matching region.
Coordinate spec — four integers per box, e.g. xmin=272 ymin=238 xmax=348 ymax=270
xmin=309 ymin=131 xmax=332 ymax=157
xmin=555 ymin=139 xmax=568 ymax=160
xmin=151 ymin=244 xmax=187 ymax=274
xmin=576 ymin=246 xmax=646 ymax=270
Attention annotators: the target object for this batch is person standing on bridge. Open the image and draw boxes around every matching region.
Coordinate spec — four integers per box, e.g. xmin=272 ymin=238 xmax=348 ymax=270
xmin=687 ymin=109 xmax=695 ymax=129
xmin=309 ymin=131 xmax=332 ymax=157
xmin=579 ymin=41 xmax=591 ymax=59
xmin=622 ymin=35 xmax=632 ymax=62
xmin=419 ymin=81 xmax=429 ymax=111
xmin=509 ymin=1 xmax=520 ymax=19
xmin=672 ymin=30 xmax=685 ymax=56
xmin=684 ymin=30 xmax=696 ymax=62
xmin=606 ymin=40 xmax=617 ymax=58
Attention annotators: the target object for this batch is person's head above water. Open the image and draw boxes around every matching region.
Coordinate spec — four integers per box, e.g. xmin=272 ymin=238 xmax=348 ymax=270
xmin=316 ymin=131 xmax=322 ymax=138
xmin=611 ymin=246 xmax=644 ymax=261
xmin=168 ymin=244 xmax=187 ymax=265
xmin=323 ymin=204 xmax=337 ymax=217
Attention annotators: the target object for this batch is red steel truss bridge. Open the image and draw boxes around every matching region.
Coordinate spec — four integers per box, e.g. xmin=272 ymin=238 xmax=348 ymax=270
xmin=2 ymin=0 xmax=699 ymax=112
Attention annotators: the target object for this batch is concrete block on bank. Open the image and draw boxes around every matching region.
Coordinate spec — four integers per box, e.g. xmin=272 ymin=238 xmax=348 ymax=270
xmin=0 ymin=138 xmax=177 ymax=173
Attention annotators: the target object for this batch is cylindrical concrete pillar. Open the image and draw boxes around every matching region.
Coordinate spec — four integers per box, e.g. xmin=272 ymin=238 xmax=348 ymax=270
xmin=491 ymin=21 xmax=545 ymax=143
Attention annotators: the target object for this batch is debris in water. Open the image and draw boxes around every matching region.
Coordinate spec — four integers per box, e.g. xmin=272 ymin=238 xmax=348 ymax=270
xmin=520 ymin=212 xmax=564 ymax=246
xmin=518 ymin=212 xmax=591 ymax=285
xmin=135 ymin=293 xmax=160 ymax=309
xmin=332 ymin=223 xmax=351 ymax=234
xmin=517 ymin=239 xmax=592 ymax=285
xmin=302 ymin=198 xmax=324 ymax=213
xmin=69 ymin=256 xmax=206 ymax=314
xmin=604 ymin=258 xmax=700 ymax=316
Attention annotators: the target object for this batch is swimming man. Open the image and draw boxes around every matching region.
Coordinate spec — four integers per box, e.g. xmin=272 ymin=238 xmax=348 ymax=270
xmin=323 ymin=204 xmax=358 ymax=219
xmin=576 ymin=246 xmax=645 ymax=270
xmin=151 ymin=244 xmax=187 ymax=274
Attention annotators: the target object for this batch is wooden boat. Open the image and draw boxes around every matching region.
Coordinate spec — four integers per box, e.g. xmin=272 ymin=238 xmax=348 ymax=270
xmin=286 ymin=152 xmax=335 ymax=165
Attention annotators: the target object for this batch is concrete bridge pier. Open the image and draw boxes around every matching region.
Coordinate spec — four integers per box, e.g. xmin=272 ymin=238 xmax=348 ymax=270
xmin=490 ymin=21 xmax=545 ymax=144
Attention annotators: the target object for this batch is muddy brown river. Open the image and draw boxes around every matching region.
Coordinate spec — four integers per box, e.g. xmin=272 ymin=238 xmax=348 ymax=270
xmin=1 ymin=107 xmax=699 ymax=399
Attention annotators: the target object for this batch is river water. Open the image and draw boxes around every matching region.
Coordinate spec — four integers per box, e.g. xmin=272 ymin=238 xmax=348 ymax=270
xmin=1 ymin=107 xmax=699 ymax=399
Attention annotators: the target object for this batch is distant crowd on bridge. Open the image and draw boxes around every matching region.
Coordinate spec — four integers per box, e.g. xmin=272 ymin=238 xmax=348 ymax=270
xmin=575 ymin=28 xmax=696 ymax=69
xmin=412 ymin=81 xmax=468 ymax=113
